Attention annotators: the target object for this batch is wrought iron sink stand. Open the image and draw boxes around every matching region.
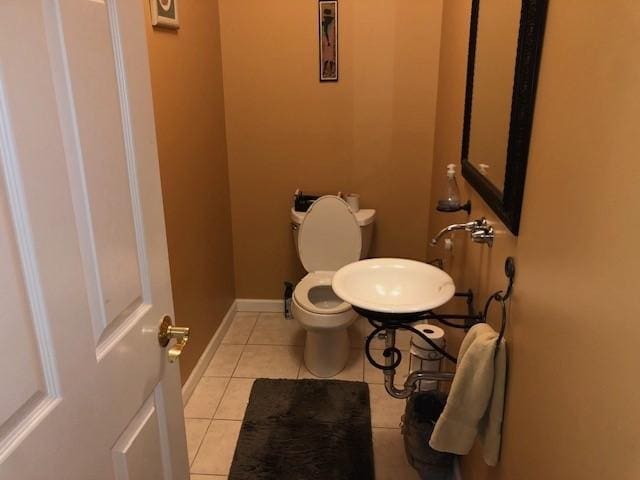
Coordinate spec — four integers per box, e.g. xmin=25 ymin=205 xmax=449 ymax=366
xmin=355 ymin=257 xmax=515 ymax=399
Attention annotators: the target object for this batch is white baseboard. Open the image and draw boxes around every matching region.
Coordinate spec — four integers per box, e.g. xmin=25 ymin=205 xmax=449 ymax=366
xmin=181 ymin=300 xmax=237 ymax=404
xmin=453 ymin=457 xmax=463 ymax=480
xmin=236 ymin=298 xmax=283 ymax=313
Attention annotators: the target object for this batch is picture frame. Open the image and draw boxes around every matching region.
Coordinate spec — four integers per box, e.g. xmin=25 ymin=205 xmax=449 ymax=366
xmin=319 ymin=1 xmax=338 ymax=82
xmin=150 ymin=0 xmax=180 ymax=30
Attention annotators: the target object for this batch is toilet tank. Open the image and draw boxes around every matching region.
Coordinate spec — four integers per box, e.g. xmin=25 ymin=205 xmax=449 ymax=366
xmin=290 ymin=207 xmax=376 ymax=260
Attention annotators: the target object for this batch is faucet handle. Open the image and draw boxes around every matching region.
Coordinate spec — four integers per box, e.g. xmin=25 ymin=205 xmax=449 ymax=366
xmin=470 ymin=222 xmax=494 ymax=247
xmin=460 ymin=219 xmax=481 ymax=231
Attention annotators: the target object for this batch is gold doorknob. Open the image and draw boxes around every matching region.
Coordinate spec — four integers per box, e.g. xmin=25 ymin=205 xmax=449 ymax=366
xmin=158 ymin=315 xmax=190 ymax=363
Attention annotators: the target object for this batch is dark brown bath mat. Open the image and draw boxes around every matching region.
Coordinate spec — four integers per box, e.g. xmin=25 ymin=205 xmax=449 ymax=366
xmin=228 ymin=379 xmax=374 ymax=480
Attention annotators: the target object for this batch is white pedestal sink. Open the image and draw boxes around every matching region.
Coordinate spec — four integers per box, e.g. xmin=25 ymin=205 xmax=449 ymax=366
xmin=332 ymin=258 xmax=456 ymax=314
xmin=333 ymin=258 xmax=457 ymax=398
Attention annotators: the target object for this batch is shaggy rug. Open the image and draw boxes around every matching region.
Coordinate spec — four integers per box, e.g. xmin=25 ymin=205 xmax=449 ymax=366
xmin=228 ymin=379 xmax=374 ymax=480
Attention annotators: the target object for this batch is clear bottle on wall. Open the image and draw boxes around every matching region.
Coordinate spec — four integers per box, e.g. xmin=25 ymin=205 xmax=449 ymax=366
xmin=437 ymin=164 xmax=461 ymax=212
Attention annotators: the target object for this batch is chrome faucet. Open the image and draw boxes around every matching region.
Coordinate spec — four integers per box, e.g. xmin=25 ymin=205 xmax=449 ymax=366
xmin=430 ymin=219 xmax=481 ymax=245
xmin=430 ymin=218 xmax=494 ymax=247
xmin=470 ymin=219 xmax=495 ymax=247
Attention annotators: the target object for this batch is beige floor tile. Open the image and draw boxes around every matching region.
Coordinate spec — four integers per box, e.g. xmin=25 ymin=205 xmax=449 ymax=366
xmin=298 ymin=349 xmax=364 ymax=382
xmin=247 ymin=312 xmax=305 ymax=346
xmin=372 ymin=428 xmax=421 ymax=480
xmin=184 ymin=377 xmax=230 ymax=419
xmin=214 ymin=378 xmax=255 ymax=420
xmin=222 ymin=312 xmax=259 ymax=345
xmin=233 ymin=344 xmax=302 ymax=379
xmin=204 ymin=345 xmax=244 ymax=377
xmin=364 ymin=349 xmax=411 ymax=385
xmin=191 ymin=420 xmax=241 ymax=475
xmin=185 ymin=419 xmax=209 ymax=466
xmin=369 ymin=384 xmax=407 ymax=428
xmin=348 ymin=317 xmax=367 ymax=348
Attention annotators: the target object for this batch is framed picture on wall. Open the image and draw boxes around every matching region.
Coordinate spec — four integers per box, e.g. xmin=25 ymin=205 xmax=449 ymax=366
xmin=150 ymin=0 xmax=180 ymax=29
xmin=319 ymin=1 xmax=338 ymax=82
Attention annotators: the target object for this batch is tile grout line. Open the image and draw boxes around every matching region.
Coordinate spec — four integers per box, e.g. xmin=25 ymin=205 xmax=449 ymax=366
xmin=192 ymin=419 xmax=243 ymax=477
xmin=244 ymin=313 xmax=260 ymax=345
xmin=188 ymin=417 xmax=211 ymax=469
xmin=209 ymin=376 xmax=233 ymax=421
xmin=359 ymin=318 xmax=367 ymax=380
xmin=296 ymin=333 xmax=306 ymax=378
xmin=201 ymin=344 xmax=244 ymax=378
xmin=227 ymin=312 xmax=257 ymax=379
xmin=190 ymin=311 xmax=247 ymax=470
xmin=189 ymin=375 xmax=231 ymax=469
xmin=229 ymin=343 xmax=246 ymax=379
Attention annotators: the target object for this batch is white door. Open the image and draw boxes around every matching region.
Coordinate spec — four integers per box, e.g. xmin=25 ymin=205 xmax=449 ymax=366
xmin=0 ymin=1 xmax=189 ymax=479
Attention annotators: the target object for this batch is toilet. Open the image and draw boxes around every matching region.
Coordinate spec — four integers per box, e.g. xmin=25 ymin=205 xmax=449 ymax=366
xmin=291 ymin=195 xmax=376 ymax=377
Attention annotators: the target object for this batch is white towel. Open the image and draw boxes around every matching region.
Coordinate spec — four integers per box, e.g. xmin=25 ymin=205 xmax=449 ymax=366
xmin=428 ymin=323 xmax=507 ymax=466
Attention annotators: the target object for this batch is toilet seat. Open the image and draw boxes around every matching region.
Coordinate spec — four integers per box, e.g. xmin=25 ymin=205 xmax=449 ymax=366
xmin=294 ymin=272 xmax=351 ymax=315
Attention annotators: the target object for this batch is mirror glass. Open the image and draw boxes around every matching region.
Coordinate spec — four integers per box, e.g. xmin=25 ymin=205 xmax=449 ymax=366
xmin=461 ymin=0 xmax=548 ymax=235
xmin=467 ymin=1 xmax=521 ymax=193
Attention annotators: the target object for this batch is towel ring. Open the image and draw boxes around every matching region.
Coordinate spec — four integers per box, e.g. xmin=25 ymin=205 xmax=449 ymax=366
xmin=482 ymin=257 xmax=515 ymax=347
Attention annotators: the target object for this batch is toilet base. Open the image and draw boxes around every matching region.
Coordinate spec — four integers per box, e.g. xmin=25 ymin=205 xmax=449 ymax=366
xmin=304 ymin=329 xmax=350 ymax=378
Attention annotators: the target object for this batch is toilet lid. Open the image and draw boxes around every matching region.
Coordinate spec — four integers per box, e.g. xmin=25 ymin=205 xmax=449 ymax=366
xmin=298 ymin=196 xmax=362 ymax=273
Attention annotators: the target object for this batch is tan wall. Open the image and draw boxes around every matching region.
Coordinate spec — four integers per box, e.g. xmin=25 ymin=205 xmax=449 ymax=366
xmin=219 ymin=0 xmax=444 ymax=298
xmin=143 ymin=0 xmax=236 ymax=382
xmin=429 ymin=1 xmax=640 ymax=479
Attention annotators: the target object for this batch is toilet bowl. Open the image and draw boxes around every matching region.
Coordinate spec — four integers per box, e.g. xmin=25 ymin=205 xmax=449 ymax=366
xmin=291 ymin=195 xmax=374 ymax=377
xmin=292 ymin=271 xmax=356 ymax=377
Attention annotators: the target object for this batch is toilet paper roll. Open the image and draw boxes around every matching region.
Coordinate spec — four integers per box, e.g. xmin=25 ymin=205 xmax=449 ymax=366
xmin=409 ymin=323 xmax=445 ymax=392
xmin=409 ymin=323 xmax=445 ymax=358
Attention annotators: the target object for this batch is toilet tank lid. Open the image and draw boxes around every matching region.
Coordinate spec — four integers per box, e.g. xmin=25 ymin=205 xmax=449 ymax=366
xmin=291 ymin=207 xmax=376 ymax=226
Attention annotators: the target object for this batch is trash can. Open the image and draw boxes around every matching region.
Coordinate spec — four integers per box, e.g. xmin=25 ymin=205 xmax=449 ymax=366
xmin=401 ymin=390 xmax=455 ymax=480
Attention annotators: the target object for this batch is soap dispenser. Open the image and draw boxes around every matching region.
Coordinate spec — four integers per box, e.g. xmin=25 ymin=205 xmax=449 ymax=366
xmin=436 ymin=164 xmax=471 ymax=214
xmin=437 ymin=164 xmax=461 ymax=212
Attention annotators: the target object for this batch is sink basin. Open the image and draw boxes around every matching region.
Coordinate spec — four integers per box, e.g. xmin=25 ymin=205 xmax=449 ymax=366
xmin=332 ymin=258 xmax=455 ymax=314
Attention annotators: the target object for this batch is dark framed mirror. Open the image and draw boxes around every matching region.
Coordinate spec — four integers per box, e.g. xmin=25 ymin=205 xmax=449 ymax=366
xmin=461 ymin=0 xmax=548 ymax=235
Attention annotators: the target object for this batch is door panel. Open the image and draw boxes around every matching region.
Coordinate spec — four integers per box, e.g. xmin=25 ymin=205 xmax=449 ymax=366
xmin=0 ymin=163 xmax=58 ymax=457
xmin=0 ymin=187 xmax=46 ymax=426
xmin=112 ymin=387 xmax=173 ymax=480
xmin=56 ymin=0 xmax=148 ymax=350
xmin=0 ymin=0 xmax=189 ymax=478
